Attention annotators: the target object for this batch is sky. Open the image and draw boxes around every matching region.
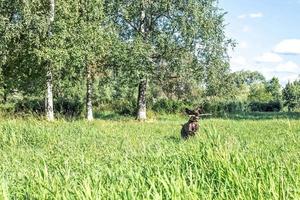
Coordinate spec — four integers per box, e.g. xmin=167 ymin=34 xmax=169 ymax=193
xmin=219 ymin=0 xmax=300 ymax=84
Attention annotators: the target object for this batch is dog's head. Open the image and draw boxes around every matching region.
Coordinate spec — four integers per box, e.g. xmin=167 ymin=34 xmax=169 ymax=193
xmin=188 ymin=115 xmax=199 ymax=122
xmin=185 ymin=106 xmax=203 ymax=117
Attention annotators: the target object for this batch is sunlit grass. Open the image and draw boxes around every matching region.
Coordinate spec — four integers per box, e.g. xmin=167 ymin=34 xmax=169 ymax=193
xmin=0 ymin=115 xmax=300 ymax=199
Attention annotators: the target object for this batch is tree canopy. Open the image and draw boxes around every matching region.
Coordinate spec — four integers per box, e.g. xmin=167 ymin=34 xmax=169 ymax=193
xmin=1 ymin=1 xmax=298 ymax=119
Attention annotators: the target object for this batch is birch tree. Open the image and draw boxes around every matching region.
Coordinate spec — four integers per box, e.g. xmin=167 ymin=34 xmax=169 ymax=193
xmin=70 ymin=0 xmax=112 ymax=121
xmin=46 ymin=0 xmax=55 ymax=121
xmin=106 ymin=0 xmax=232 ymax=120
xmin=0 ymin=0 xmax=73 ymax=119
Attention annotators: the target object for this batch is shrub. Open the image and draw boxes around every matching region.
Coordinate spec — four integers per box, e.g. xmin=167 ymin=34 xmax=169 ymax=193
xmin=14 ymin=98 xmax=44 ymax=114
xmin=14 ymin=97 xmax=84 ymax=117
xmin=152 ymin=99 xmax=189 ymax=114
xmin=112 ymin=99 xmax=137 ymax=116
xmin=202 ymin=100 xmax=249 ymax=114
xmin=55 ymin=97 xmax=84 ymax=117
xmin=201 ymin=99 xmax=283 ymax=114
xmin=249 ymin=100 xmax=283 ymax=112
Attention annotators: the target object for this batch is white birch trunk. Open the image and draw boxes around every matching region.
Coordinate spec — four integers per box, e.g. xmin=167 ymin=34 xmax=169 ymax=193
xmin=137 ymin=79 xmax=147 ymax=120
xmin=45 ymin=0 xmax=55 ymax=121
xmin=45 ymin=70 xmax=54 ymax=121
xmin=137 ymin=4 xmax=147 ymax=120
xmin=86 ymin=65 xmax=94 ymax=121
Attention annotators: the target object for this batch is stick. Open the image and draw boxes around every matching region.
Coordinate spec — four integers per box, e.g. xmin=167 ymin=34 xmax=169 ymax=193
xmin=188 ymin=114 xmax=212 ymax=116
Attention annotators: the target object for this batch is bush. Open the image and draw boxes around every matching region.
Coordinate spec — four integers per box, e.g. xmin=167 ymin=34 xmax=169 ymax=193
xmin=249 ymin=100 xmax=283 ymax=112
xmin=152 ymin=99 xmax=189 ymax=114
xmin=14 ymin=98 xmax=44 ymax=114
xmin=112 ymin=99 xmax=137 ymax=116
xmin=202 ymin=100 xmax=249 ymax=114
xmin=202 ymin=99 xmax=283 ymax=114
xmin=14 ymin=97 xmax=84 ymax=117
xmin=55 ymin=97 xmax=84 ymax=117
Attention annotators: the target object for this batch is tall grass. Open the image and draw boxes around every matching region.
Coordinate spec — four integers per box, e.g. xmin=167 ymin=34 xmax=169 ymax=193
xmin=0 ymin=116 xmax=299 ymax=199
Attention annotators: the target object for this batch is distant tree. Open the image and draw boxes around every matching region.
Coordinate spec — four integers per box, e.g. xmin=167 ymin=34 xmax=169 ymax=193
xmin=224 ymin=70 xmax=266 ymax=100
xmin=232 ymin=71 xmax=265 ymax=86
xmin=248 ymin=83 xmax=272 ymax=102
xmin=265 ymin=77 xmax=281 ymax=100
xmin=282 ymin=80 xmax=300 ymax=111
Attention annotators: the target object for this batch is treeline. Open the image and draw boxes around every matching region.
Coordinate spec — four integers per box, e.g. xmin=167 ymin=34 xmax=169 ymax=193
xmin=0 ymin=1 xmax=299 ymax=120
xmin=188 ymin=73 xmax=300 ymax=114
xmin=0 ymin=0 xmax=232 ymax=120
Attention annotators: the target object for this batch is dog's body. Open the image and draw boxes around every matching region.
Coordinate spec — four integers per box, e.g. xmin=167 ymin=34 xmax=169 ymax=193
xmin=181 ymin=118 xmax=199 ymax=139
xmin=181 ymin=107 xmax=202 ymax=139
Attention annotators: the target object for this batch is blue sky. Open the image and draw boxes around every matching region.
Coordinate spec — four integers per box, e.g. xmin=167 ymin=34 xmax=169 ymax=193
xmin=219 ymin=0 xmax=300 ymax=84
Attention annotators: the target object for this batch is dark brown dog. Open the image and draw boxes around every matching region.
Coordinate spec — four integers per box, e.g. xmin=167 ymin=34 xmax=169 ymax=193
xmin=181 ymin=107 xmax=202 ymax=139
xmin=184 ymin=107 xmax=202 ymax=116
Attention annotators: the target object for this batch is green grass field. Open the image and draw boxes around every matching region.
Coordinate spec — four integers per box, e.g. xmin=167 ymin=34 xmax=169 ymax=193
xmin=1 ymin=114 xmax=300 ymax=199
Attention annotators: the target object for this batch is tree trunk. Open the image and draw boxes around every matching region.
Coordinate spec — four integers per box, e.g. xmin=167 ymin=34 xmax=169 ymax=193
xmin=3 ymin=93 xmax=7 ymax=103
xmin=136 ymin=4 xmax=147 ymax=120
xmin=45 ymin=0 xmax=55 ymax=121
xmin=3 ymin=85 xmax=7 ymax=103
xmin=86 ymin=65 xmax=94 ymax=121
xmin=137 ymin=79 xmax=147 ymax=120
xmin=49 ymin=0 xmax=55 ymax=23
xmin=45 ymin=69 xmax=54 ymax=121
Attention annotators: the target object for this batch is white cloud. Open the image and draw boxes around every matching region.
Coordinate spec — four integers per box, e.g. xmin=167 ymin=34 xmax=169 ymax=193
xmin=238 ymin=14 xmax=247 ymax=19
xmin=257 ymin=61 xmax=300 ymax=84
xmin=230 ymin=56 xmax=248 ymax=71
xmin=239 ymin=41 xmax=248 ymax=49
xmin=271 ymin=72 xmax=299 ymax=85
xmin=249 ymin=12 xmax=264 ymax=18
xmin=255 ymin=52 xmax=283 ymax=63
xmin=238 ymin=12 xmax=264 ymax=19
xmin=242 ymin=26 xmax=251 ymax=32
xmin=274 ymin=39 xmax=300 ymax=54
xmin=276 ymin=61 xmax=300 ymax=73
xmin=231 ymin=56 xmax=246 ymax=66
xmin=230 ymin=59 xmax=299 ymax=85
xmin=285 ymin=75 xmax=299 ymax=82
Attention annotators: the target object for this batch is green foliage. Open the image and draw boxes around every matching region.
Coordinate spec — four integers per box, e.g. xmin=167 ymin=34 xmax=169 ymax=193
xmin=152 ymin=99 xmax=189 ymax=114
xmin=201 ymin=99 xmax=284 ymax=114
xmin=11 ymin=97 xmax=83 ymax=117
xmin=14 ymin=97 xmax=44 ymax=114
xmin=0 ymin=0 xmax=297 ymax=118
xmin=111 ymin=98 xmax=137 ymax=116
xmin=249 ymin=100 xmax=283 ymax=112
xmin=106 ymin=0 xmax=232 ymax=98
xmin=202 ymin=99 xmax=249 ymax=114
xmin=282 ymin=80 xmax=300 ymax=111
xmin=266 ymin=77 xmax=281 ymax=100
xmin=248 ymin=83 xmax=273 ymax=102
xmin=55 ymin=97 xmax=84 ymax=117
xmin=230 ymin=70 xmax=266 ymax=86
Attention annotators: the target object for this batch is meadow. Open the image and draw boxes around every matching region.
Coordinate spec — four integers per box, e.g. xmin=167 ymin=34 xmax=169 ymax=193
xmin=0 ymin=114 xmax=300 ymax=199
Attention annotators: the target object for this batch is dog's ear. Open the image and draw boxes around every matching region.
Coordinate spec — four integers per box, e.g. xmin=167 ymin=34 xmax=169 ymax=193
xmin=195 ymin=106 xmax=203 ymax=115
xmin=185 ymin=108 xmax=195 ymax=116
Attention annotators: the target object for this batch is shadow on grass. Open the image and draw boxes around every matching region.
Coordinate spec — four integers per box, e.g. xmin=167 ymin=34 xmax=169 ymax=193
xmin=220 ymin=112 xmax=300 ymax=120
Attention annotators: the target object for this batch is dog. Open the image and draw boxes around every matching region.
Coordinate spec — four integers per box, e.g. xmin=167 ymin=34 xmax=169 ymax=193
xmin=185 ymin=107 xmax=202 ymax=116
xmin=181 ymin=107 xmax=203 ymax=139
